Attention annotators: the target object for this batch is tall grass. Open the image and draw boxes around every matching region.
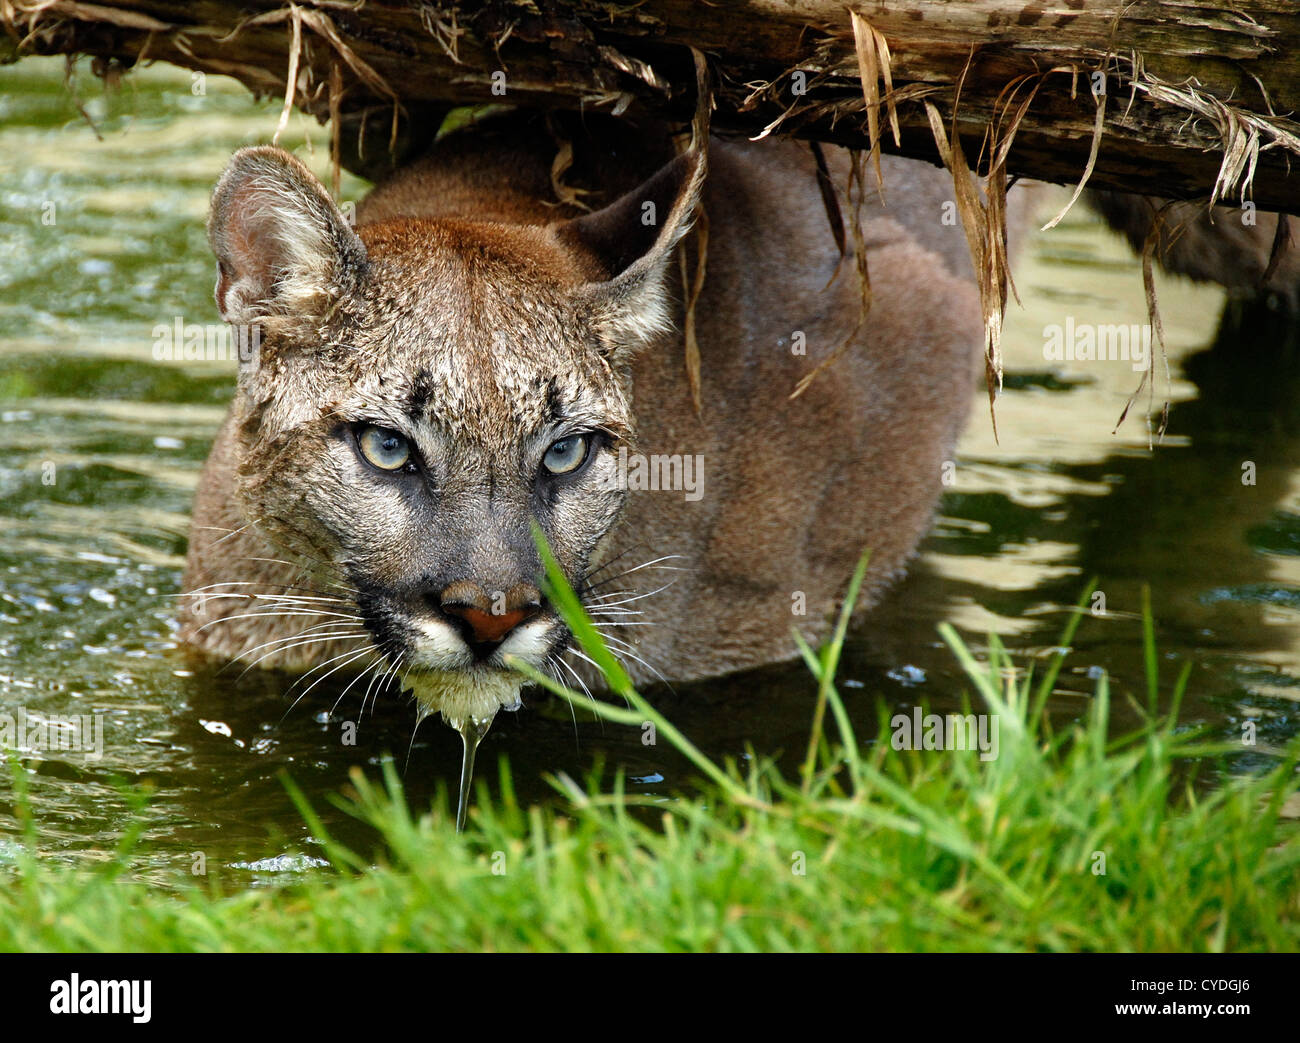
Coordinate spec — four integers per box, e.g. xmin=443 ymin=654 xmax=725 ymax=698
xmin=1 ymin=554 xmax=1298 ymax=951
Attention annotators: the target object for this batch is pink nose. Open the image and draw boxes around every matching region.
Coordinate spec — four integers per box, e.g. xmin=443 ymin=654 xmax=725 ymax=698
xmin=437 ymin=581 xmax=542 ymax=649
xmin=442 ymin=604 xmax=531 ymax=645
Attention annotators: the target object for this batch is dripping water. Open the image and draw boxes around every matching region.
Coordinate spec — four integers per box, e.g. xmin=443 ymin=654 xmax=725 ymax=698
xmin=448 ymin=713 xmax=495 ymax=833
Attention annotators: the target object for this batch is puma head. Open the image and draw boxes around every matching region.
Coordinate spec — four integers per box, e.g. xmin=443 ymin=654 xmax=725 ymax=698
xmin=206 ymin=143 xmax=704 ymax=726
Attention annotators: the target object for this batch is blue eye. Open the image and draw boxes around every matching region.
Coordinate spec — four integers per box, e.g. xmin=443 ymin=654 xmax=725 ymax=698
xmin=542 ymin=435 xmax=590 ymax=475
xmin=357 ymin=425 xmax=412 ymax=471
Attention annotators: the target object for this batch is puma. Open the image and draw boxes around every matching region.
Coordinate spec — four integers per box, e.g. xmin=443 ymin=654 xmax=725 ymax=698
xmin=180 ymin=111 xmax=1003 ymax=734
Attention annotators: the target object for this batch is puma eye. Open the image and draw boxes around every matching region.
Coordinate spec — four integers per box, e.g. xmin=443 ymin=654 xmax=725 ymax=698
xmin=356 ymin=425 xmax=412 ymax=472
xmin=542 ymin=434 xmax=590 ymax=476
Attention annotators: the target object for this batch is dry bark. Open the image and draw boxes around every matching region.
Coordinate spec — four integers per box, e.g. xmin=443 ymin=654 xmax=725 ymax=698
xmin=1 ymin=1 xmax=1297 ymax=213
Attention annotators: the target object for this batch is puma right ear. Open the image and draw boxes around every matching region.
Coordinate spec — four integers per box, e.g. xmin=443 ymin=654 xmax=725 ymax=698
xmin=558 ymin=149 xmax=706 ymax=356
xmin=208 ymin=146 xmax=367 ymax=330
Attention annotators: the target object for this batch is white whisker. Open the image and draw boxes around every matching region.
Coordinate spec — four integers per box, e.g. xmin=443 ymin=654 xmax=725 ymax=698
xmin=234 ymin=621 xmax=367 ymax=664
xmin=282 ymin=645 xmax=377 ymax=719
xmin=236 ymin=630 xmax=369 ymax=675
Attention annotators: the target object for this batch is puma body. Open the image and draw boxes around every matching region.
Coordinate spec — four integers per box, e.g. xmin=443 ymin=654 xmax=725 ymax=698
xmin=181 ymin=113 xmax=988 ymax=727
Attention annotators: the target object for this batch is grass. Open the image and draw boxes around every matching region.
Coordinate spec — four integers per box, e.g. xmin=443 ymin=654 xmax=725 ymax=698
xmin=1 ymin=555 xmax=1298 ymax=952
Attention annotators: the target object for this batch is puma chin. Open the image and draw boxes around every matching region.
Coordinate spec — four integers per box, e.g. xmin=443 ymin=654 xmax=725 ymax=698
xmin=363 ymin=594 xmax=557 ymax=724
xmin=358 ymin=572 xmax=567 ymax=724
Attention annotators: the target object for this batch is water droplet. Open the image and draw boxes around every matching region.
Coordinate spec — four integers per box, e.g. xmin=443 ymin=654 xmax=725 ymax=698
xmin=887 ymin=664 xmax=927 ymax=687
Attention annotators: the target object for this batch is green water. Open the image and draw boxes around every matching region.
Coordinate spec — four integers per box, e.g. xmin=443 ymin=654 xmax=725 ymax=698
xmin=1 ymin=58 xmax=1296 ymax=885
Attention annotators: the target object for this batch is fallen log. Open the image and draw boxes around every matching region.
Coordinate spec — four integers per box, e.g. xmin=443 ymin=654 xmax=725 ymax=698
xmin=2 ymin=1 xmax=1298 ymax=213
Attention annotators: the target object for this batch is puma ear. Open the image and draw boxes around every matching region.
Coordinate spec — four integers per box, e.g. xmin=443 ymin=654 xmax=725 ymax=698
xmin=208 ymin=145 xmax=366 ymax=330
xmin=559 ymin=149 xmax=706 ymax=355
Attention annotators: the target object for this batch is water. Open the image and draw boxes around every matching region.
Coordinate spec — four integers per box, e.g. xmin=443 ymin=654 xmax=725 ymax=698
xmin=449 ymin=713 xmax=494 ymax=833
xmin=1 ymin=57 xmax=1297 ymax=886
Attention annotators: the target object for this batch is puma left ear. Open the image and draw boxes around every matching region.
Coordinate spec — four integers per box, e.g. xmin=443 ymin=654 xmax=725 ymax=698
xmin=208 ymin=145 xmax=367 ymax=334
xmin=559 ymin=149 xmax=706 ymax=355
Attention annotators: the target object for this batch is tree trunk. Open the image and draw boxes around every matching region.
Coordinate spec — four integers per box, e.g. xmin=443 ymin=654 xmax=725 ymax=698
xmin=3 ymin=1 xmax=1298 ymax=212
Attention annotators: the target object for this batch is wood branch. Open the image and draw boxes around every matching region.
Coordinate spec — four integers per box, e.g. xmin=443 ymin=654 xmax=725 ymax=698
xmin=3 ymin=1 xmax=1298 ymax=213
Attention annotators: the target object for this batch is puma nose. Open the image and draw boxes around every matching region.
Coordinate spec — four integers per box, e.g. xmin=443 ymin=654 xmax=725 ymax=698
xmin=436 ymin=581 xmax=542 ymax=653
